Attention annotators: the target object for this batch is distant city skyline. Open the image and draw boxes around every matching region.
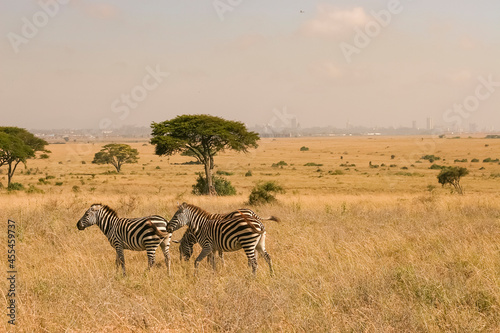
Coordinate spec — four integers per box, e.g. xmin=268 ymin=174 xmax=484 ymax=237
xmin=1 ymin=1 xmax=499 ymax=130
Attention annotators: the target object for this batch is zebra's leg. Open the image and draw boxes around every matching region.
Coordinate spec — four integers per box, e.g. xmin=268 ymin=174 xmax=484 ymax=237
xmin=194 ymin=246 xmax=213 ymax=275
xmin=160 ymin=236 xmax=171 ymax=275
xmin=146 ymin=248 xmax=156 ymax=271
xmin=115 ymin=246 xmax=126 ymax=276
xmin=256 ymin=234 xmax=274 ymax=276
xmin=243 ymin=248 xmax=258 ymax=275
xmin=218 ymin=251 xmax=224 ymax=267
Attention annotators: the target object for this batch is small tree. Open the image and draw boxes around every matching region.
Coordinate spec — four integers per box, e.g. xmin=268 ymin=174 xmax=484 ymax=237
xmin=248 ymin=181 xmax=285 ymax=205
xmin=437 ymin=166 xmax=469 ymax=194
xmin=151 ymin=114 xmax=259 ymax=195
xmin=0 ymin=127 xmax=48 ymax=187
xmin=92 ymin=143 xmax=139 ymax=173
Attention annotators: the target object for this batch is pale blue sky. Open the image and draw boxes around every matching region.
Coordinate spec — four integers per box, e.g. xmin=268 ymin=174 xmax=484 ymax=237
xmin=1 ymin=1 xmax=499 ymax=130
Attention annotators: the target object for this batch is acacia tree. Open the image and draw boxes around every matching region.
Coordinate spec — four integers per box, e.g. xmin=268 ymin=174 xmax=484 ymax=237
xmin=151 ymin=114 xmax=259 ymax=195
xmin=0 ymin=127 xmax=48 ymax=187
xmin=437 ymin=166 xmax=469 ymax=194
xmin=92 ymin=143 xmax=139 ymax=173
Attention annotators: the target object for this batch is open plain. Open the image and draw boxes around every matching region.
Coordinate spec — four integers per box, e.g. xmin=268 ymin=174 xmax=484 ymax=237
xmin=1 ymin=135 xmax=500 ymax=332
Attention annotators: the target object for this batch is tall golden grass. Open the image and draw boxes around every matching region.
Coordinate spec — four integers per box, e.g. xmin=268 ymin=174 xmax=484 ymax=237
xmin=1 ymin=136 xmax=500 ymax=331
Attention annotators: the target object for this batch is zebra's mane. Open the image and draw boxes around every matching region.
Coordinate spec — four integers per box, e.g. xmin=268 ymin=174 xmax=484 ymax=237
xmin=184 ymin=203 xmax=211 ymax=218
xmin=93 ymin=203 xmax=118 ymax=217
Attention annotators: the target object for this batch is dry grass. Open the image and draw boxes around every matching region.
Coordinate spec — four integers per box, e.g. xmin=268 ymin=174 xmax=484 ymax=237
xmin=1 ymin=136 xmax=500 ymax=331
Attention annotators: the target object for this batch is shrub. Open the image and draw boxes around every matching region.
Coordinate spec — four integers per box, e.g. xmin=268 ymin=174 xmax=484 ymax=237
xmin=429 ymin=164 xmax=445 ymax=170
xmin=26 ymin=185 xmax=44 ymax=194
xmin=38 ymin=178 xmax=49 ymax=185
xmin=483 ymin=157 xmax=499 ymax=163
xmin=391 ymin=155 xmax=396 ymax=159
xmin=454 ymin=159 xmax=468 ymax=163
xmin=192 ymin=173 xmax=236 ymax=196
xmin=72 ymin=185 xmax=80 ymax=193
xmin=329 ymin=169 xmax=344 ymax=175
xmin=471 ymin=158 xmax=479 ymax=162
xmin=39 ymin=154 xmax=50 ymax=159
xmin=300 ymin=146 xmax=309 ymax=151
xmin=421 ymin=155 xmax=441 ymax=161
xmin=55 ymin=182 xmax=63 ymax=186
xmin=8 ymin=183 xmax=25 ymax=191
xmin=245 ymin=170 xmax=253 ymax=177
xmin=272 ymin=161 xmax=288 ymax=168
xmin=437 ymin=166 xmax=469 ymax=194
xmin=304 ymin=162 xmax=323 ymax=167
xmin=216 ymin=170 xmax=234 ymax=176
xmin=248 ymin=181 xmax=285 ymax=205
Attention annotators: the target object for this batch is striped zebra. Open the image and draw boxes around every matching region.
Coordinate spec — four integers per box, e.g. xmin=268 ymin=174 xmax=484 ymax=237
xmin=173 ymin=209 xmax=279 ymax=266
xmin=166 ymin=203 xmax=276 ymax=275
xmin=76 ymin=204 xmax=172 ymax=276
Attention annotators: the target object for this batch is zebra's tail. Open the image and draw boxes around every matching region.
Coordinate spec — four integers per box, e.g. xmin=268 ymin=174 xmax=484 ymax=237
xmin=264 ymin=216 xmax=280 ymax=223
xmin=238 ymin=210 xmax=265 ymax=234
xmin=147 ymin=220 xmax=170 ymax=238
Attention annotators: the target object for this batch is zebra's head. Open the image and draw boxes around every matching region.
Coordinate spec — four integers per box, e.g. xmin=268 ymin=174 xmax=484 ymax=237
xmin=77 ymin=204 xmax=102 ymax=230
xmin=175 ymin=229 xmax=197 ymax=261
xmin=166 ymin=202 xmax=190 ymax=233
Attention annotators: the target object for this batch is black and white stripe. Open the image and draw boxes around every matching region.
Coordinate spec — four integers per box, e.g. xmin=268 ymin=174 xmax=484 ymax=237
xmin=174 ymin=209 xmax=278 ymax=265
xmin=167 ymin=203 xmax=275 ymax=275
xmin=76 ymin=203 xmax=172 ymax=276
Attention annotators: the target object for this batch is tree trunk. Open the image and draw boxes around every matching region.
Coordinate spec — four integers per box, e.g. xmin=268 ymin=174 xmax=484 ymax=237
xmin=204 ymin=157 xmax=216 ymax=196
xmin=7 ymin=161 xmax=19 ymax=187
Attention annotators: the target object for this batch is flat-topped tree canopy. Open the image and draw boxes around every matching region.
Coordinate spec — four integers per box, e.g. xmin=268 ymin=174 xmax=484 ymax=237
xmin=0 ymin=127 xmax=48 ymax=187
xmin=150 ymin=114 xmax=259 ymax=195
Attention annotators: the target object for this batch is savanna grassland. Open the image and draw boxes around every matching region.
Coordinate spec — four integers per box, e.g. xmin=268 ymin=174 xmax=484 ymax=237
xmin=1 ymin=135 xmax=500 ymax=332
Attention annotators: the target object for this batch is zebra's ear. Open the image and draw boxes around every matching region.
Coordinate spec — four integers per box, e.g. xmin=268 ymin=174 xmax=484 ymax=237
xmin=91 ymin=204 xmax=102 ymax=211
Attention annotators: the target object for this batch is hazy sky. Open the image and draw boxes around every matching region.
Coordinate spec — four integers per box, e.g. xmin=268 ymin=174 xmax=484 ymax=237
xmin=1 ymin=1 xmax=499 ymax=130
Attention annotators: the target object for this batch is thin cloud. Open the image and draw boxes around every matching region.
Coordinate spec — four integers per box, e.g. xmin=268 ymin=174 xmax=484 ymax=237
xmin=300 ymin=5 xmax=369 ymax=38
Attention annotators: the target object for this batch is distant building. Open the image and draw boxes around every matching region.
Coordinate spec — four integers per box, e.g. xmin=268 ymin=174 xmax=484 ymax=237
xmin=426 ymin=117 xmax=434 ymax=130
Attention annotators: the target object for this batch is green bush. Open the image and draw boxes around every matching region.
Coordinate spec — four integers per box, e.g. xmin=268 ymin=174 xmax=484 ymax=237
xmin=483 ymin=157 xmax=499 ymax=163
xmin=39 ymin=154 xmax=50 ymax=159
xmin=272 ymin=161 xmax=288 ymax=168
xmin=26 ymin=185 xmax=44 ymax=194
xmin=8 ymin=183 xmax=25 ymax=191
xmin=55 ymin=182 xmax=63 ymax=186
xmin=429 ymin=164 xmax=445 ymax=170
xmin=245 ymin=170 xmax=253 ymax=177
xmin=192 ymin=173 xmax=236 ymax=196
xmin=471 ymin=158 xmax=479 ymax=162
xmin=248 ymin=181 xmax=285 ymax=205
xmin=216 ymin=170 xmax=234 ymax=176
xmin=304 ymin=162 xmax=323 ymax=167
xmin=300 ymin=146 xmax=309 ymax=151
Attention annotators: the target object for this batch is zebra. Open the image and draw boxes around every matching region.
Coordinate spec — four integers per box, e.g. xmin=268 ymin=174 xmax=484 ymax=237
xmin=76 ymin=203 xmax=172 ymax=276
xmin=166 ymin=203 xmax=276 ymax=275
xmin=173 ymin=209 xmax=279 ymax=267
